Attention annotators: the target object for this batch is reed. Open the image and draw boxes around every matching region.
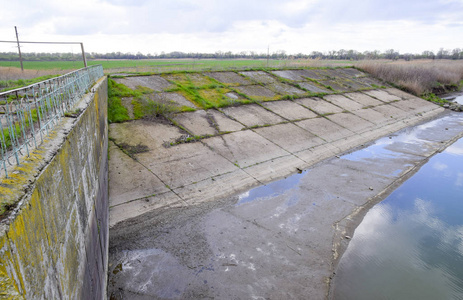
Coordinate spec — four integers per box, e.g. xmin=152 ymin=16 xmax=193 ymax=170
xmin=355 ymin=60 xmax=463 ymax=95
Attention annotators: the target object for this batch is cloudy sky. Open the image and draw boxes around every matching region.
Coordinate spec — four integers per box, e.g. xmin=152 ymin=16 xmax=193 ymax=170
xmin=1 ymin=0 xmax=463 ymax=55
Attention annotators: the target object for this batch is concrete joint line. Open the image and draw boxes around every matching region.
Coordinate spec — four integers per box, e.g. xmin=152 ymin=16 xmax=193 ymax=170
xmin=198 ymin=138 xmax=264 ymax=186
xmin=126 ymin=152 xmax=189 ymax=207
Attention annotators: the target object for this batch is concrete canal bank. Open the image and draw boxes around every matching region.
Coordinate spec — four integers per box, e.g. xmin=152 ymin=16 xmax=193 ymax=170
xmin=107 ymin=67 xmax=463 ymax=299
xmin=108 ymin=109 xmax=463 ymax=299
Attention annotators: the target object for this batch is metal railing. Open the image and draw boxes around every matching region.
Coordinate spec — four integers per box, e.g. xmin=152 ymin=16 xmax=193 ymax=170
xmin=0 ymin=65 xmax=104 ymax=178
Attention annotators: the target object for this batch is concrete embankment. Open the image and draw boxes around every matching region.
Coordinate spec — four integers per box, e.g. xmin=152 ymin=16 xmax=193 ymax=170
xmin=107 ymin=68 xmax=457 ymax=298
xmin=0 ymin=77 xmax=108 ymax=299
xmin=108 ymin=110 xmax=463 ymax=299
xmin=109 ymin=87 xmax=444 ymax=226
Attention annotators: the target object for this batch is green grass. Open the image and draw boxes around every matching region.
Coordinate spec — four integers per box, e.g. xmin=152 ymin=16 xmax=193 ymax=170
xmin=0 ymin=74 xmax=61 ymax=91
xmin=0 ymin=59 xmax=277 ymax=71
xmin=422 ymin=93 xmax=449 ymax=104
xmin=0 ymin=59 xmax=353 ymax=73
xmin=107 ymin=78 xmax=132 ymax=123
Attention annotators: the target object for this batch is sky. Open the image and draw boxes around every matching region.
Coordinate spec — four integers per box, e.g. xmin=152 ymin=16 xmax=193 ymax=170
xmin=1 ymin=0 xmax=463 ymax=55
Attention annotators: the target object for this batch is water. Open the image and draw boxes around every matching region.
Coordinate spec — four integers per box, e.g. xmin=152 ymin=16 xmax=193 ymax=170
xmin=332 ymin=137 xmax=463 ymax=300
xmin=454 ymin=94 xmax=463 ymax=105
xmin=444 ymin=93 xmax=463 ymax=105
xmin=236 ymin=170 xmax=308 ymax=205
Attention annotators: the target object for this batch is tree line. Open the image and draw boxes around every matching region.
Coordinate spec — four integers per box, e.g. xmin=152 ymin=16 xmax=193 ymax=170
xmin=0 ymin=48 xmax=462 ymax=61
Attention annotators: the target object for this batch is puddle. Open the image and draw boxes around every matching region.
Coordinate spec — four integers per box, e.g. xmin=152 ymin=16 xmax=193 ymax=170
xmin=236 ymin=170 xmax=308 ymax=205
xmin=238 ymin=114 xmax=456 ymax=207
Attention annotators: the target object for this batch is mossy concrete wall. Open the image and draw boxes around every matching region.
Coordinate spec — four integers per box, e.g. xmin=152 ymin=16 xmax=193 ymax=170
xmin=0 ymin=77 xmax=108 ymax=299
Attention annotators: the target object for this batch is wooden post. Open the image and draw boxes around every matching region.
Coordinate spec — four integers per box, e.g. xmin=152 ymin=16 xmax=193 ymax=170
xmin=14 ymin=26 xmax=24 ymax=72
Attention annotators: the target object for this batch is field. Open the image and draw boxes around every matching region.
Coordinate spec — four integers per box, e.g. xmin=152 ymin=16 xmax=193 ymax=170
xmin=0 ymin=59 xmax=354 ymax=77
xmin=2 ymin=58 xmax=462 ymax=98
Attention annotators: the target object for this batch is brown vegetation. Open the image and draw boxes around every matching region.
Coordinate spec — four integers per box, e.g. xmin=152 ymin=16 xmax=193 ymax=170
xmin=356 ymin=60 xmax=463 ymax=95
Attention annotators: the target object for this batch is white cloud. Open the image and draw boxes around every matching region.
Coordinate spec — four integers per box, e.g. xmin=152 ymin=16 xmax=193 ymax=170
xmin=2 ymin=0 xmax=463 ymax=54
xmin=433 ymin=162 xmax=448 ymax=171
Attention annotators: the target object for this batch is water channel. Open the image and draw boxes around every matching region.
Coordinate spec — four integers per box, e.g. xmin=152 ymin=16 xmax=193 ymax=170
xmin=109 ymin=110 xmax=463 ymax=299
xmin=332 ymin=132 xmax=463 ymax=299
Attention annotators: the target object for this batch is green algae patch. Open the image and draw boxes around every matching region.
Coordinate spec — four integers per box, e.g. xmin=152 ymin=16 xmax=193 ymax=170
xmin=163 ymin=73 xmax=215 ymax=88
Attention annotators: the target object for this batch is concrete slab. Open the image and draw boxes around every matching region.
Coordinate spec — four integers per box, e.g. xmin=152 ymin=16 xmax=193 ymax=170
xmin=330 ymin=135 xmax=371 ymax=153
xmin=336 ymin=78 xmax=371 ymax=90
xmin=324 ymin=94 xmax=364 ymax=111
xmin=253 ymin=123 xmax=324 ymax=153
xmin=295 ymin=117 xmax=355 ymax=142
xmin=202 ymin=130 xmax=290 ymax=168
xmin=337 ymin=68 xmax=366 ymax=78
xmin=296 ymin=69 xmax=324 ymax=80
xmin=114 ymin=75 xmax=174 ymax=91
xmin=390 ymin=98 xmax=438 ymax=115
xmin=413 ymin=113 xmax=463 ymax=143
xmin=242 ymin=154 xmax=306 ymax=183
xmin=326 ymin=112 xmax=376 ymax=133
xmin=151 ymin=92 xmax=197 ymax=109
xmin=221 ymin=104 xmax=285 ymax=127
xmin=239 ymin=71 xmax=277 ymax=84
xmin=364 ymin=89 xmax=401 ymax=102
xmin=298 ymin=82 xmax=332 ymax=93
xmin=235 ymin=85 xmax=278 ymax=100
xmin=271 ymin=70 xmax=306 ymax=81
xmin=352 ymin=108 xmax=392 ymax=126
xmin=357 ymin=77 xmax=386 ymax=88
xmin=372 ymin=104 xmax=409 ymax=120
xmin=109 ymin=120 xmax=184 ymax=151
xmin=108 ymin=142 xmax=169 ymax=207
xmin=261 ymin=100 xmax=317 ymax=120
xmin=136 ymin=141 xmax=239 ymax=189
xmin=345 ymin=92 xmax=383 ymax=107
xmin=313 ymin=69 xmax=338 ymax=78
xmin=295 ymin=143 xmax=340 ymax=165
xmin=205 ymin=71 xmax=253 ymax=85
xmin=174 ymin=169 xmax=259 ymax=205
xmin=298 ymin=161 xmax=392 ymax=207
xmin=172 ymin=110 xmax=217 ymax=136
xmin=295 ymin=97 xmax=344 ymax=115
xmin=109 ymin=191 xmax=185 ymax=227
xmin=319 ymin=80 xmax=350 ymax=92
xmin=267 ymin=82 xmax=306 ymax=95
xmin=384 ymin=87 xmax=416 ymax=100
xmin=338 ymin=142 xmax=423 ymax=179
xmin=164 ymin=73 xmax=213 ymax=87
xmin=207 ymin=109 xmax=245 ymax=133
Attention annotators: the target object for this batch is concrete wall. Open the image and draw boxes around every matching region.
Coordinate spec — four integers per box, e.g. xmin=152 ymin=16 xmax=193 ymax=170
xmin=0 ymin=77 xmax=108 ymax=299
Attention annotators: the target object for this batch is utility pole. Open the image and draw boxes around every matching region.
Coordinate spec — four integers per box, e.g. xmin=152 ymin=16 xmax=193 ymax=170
xmin=267 ymin=45 xmax=269 ymax=68
xmin=14 ymin=26 xmax=24 ymax=72
xmin=80 ymin=43 xmax=87 ymax=67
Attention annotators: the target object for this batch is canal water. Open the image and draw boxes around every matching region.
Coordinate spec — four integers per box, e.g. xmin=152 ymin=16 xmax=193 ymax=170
xmin=455 ymin=94 xmax=463 ymax=105
xmin=332 ymin=137 xmax=463 ymax=299
xmin=445 ymin=93 xmax=463 ymax=105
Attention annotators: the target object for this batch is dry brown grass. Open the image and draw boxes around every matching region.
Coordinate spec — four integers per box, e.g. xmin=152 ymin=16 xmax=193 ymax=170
xmin=355 ymin=60 xmax=463 ymax=95
xmin=0 ymin=67 xmax=71 ymax=81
